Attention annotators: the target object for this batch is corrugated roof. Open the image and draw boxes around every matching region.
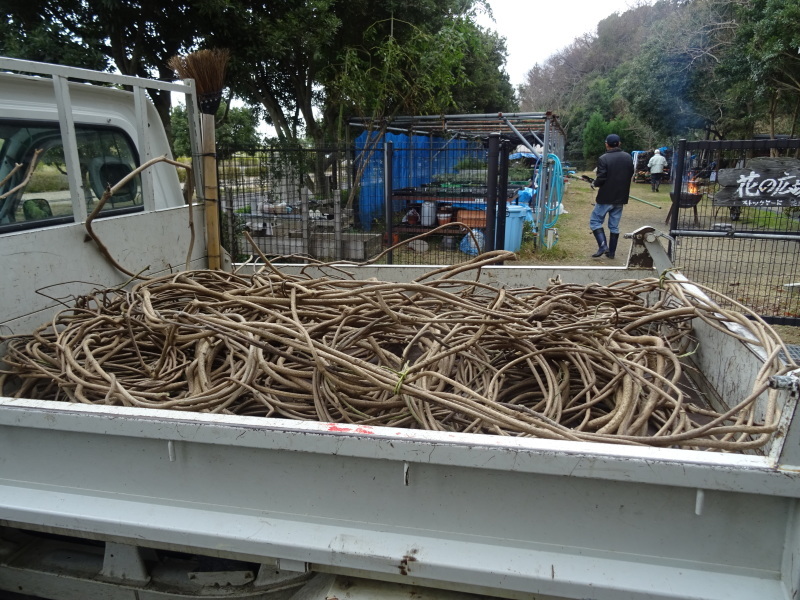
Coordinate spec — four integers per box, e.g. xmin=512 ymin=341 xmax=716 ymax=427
xmin=350 ymin=112 xmax=565 ymax=142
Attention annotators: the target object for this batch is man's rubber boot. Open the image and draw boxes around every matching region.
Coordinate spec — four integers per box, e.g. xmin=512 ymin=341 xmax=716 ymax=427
xmin=591 ymin=228 xmax=608 ymax=258
xmin=606 ymin=232 xmax=619 ymax=259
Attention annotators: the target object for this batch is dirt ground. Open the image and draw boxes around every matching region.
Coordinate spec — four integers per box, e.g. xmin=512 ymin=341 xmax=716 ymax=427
xmin=515 ymin=175 xmax=671 ymax=266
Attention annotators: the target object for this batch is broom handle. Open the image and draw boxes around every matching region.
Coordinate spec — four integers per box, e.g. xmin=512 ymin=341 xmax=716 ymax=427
xmin=568 ymin=175 xmax=662 ymax=208
xmin=202 ymin=113 xmax=222 ymax=269
xmin=628 ymin=195 xmax=661 ymax=209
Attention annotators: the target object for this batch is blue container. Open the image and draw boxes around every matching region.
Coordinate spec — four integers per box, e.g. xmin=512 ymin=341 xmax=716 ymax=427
xmin=503 ymin=205 xmax=529 ymax=252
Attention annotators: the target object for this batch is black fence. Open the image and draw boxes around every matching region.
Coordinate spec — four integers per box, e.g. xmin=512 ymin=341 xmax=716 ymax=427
xmin=668 ymin=138 xmax=800 ymax=325
xmin=218 ymin=135 xmax=562 ymax=266
xmin=217 ymin=146 xmax=361 ymax=262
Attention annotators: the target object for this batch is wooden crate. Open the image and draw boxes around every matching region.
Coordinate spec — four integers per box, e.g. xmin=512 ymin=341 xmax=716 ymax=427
xmin=456 ymin=209 xmax=486 ymax=228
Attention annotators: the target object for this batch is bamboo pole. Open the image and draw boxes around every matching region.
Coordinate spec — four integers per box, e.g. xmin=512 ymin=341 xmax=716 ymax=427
xmin=168 ymin=49 xmax=229 ymax=271
xmin=202 ymin=113 xmax=222 ymax=269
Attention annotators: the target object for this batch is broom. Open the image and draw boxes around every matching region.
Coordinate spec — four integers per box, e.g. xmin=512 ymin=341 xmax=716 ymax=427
xmin=568 ymin=174 xmax=661 ymax=209
xmin=169 ymin=49 xmax=230 ymax=270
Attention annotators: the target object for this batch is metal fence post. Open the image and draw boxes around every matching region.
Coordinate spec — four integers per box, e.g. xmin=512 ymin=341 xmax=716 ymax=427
xmin=384 ymin=140 xmax=394 ymax=265
xmin=496 ymin=140 xmax=510 ymax=252
xmin=485 ymin=133 xmax=500 ymax=252
xmin=669 ymin=139 xmax=687 ymax=256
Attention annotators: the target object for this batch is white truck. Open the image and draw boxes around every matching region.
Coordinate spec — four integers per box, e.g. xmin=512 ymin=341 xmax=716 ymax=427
xmin=1 ymin=57 xmax=800 ymax=600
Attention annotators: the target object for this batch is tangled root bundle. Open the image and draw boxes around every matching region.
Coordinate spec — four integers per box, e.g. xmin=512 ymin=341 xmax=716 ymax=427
xmin=1 ymin=255 xmax=796 ymax=451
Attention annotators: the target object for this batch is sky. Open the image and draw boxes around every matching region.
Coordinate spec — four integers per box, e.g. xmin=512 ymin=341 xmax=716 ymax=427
xmin=475 ymin=0 xmax=640 ymax=88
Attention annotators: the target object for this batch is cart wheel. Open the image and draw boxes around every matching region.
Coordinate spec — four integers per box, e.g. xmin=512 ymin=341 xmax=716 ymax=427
xmin=729 ymin=206 xmax=741 ymax=221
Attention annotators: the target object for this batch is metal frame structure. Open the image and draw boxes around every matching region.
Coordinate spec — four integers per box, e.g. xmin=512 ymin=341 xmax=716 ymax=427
xmin=349 ymin=112 xmax=566 ymax=253
xmin=350 ymin=112 xmax=565 ymax=152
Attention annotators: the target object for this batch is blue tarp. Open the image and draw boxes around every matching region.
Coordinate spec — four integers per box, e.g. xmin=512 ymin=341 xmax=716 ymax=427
xmin=354 ymin=131 xmax=478 ymax=230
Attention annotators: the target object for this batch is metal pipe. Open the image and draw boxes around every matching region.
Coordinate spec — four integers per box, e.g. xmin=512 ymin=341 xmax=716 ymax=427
xmin=668 ymin=139 xmax=688 ymax=260
xmin=670 ymin=231 xmax=800 ymax=241
xmin=388 ymin=111 xmax=550 ymax=120
xmin=528 ymin=130 xmax=545 ymax=147
xmin=499 ymin=115 xmax=535 ymax=153
xmin=496 ymin=141 xmax=510 ymax=254
xmin=569 ymin=176 xmax=661 ymax=208
xmin=628 ymin=195 xmax=662 ymax=209
xmin=670 ymin=139 xmax=687 ymax=233
xmin=384 ymin=141 xmax=394 ymax=265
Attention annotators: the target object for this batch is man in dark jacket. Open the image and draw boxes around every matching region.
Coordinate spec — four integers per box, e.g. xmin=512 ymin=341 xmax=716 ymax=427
xmin=589 ymin=133 xmax=634 ymax=259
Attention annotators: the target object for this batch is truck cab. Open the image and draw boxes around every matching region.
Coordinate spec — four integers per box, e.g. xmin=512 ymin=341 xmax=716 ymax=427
xmin=0 ymin=116 xmax=143 ymax=229
xmin=0 ymin=57 xmax=206 ymax=337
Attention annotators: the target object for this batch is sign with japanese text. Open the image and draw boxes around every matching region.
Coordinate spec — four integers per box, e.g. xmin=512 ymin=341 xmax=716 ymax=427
xmin=714 ymin=157 xmax=800 ymax=207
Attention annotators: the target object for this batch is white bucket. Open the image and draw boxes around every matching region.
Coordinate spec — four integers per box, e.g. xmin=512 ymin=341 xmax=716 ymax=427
xmin=421 ymin=201 xmax=436 ymax=226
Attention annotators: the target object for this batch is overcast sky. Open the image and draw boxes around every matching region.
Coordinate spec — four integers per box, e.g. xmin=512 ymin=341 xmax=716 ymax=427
xmin=475 ymin=0 xmax=642 ymax=88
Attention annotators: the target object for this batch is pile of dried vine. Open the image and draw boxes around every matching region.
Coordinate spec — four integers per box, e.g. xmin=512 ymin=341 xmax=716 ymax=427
xmin=1 ymin=253 xmax=796 ymax=451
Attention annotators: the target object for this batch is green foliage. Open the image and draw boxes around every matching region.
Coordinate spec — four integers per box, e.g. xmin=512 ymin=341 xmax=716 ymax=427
xmin=582 ymin=112 xmax=609 ymax=162
xmin=508 ymin=166 xmax=532 ymax=182
xmin=449 ymin=23 xmax=517 ymax=113
xmin=519 ymin=0 xmax=800 ymax=158
xmin=0 ymin=9 xmax=108 ymax=70
xmin=455 ymin=156 xmax=487 ymax=170
xmin=621 ymin=30 xmax=709 ymax=138
xmin=725 ymin=0 xmax=800 ymax=137
xmin=331 ymin=18 xmax=472 ymax=122
xmin=24 ymin=165 xmax=68 ymax=193
xmin=2 ymin=0 xmax=513 ymax=151
xmin=171 ymin=103 xmax=262 ymax=158
xmin=174 ymin=156 xmax=190 ymax=183
xmin=607 ymin=116 xmax=644 ymax=153
xmin=582 ymin=110 xmax=647 ymax=163
xmin=583 ymin=78 xmax=614 ymax=121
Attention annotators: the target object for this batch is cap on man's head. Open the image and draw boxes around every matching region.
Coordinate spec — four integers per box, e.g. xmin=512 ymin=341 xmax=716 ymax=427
xmin=654 ymin=149 xmax=661 ymax=155
xmin=605 ymin=134 xmax=621 ymax=146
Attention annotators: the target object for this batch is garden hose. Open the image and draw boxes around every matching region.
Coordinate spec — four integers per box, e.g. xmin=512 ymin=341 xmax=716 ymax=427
xmin=533 ymin=153 xmax=565 ymax=248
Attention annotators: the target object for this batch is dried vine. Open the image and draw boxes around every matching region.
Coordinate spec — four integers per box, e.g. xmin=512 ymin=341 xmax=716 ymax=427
xmin=1 ymin=256 xmax=795 ymax=451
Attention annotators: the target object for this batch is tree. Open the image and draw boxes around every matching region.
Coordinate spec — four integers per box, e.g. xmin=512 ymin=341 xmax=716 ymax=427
xmin=4 ymin=0 xmax=514 ymax=155
xmin=206 ymin=0 xmax=512 ymax=147
xmin=1 ymin=0 xmax=212 ymax=143
xmin=619 ymin=0 xmax=751 ymax=140
xmin=171 ymin=103 xmax=262 ymax=158
xmin=730 ymin=0 xmax=800 ymax=140
xmin=449 ymin=24 xmax=516 ymax=114
xmin=330 ymin=18 xmax=472 ymax=124
xmin=519 ymin=33 xmax=596 ymax=128
xmin=0 ymin=4 xmax=108 ymax=70
xmin=582 ymin=112 xmax=609 ymax=162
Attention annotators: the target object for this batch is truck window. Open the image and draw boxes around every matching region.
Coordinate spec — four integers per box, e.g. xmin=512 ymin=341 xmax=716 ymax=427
xmin=0 ymin=120 xmax=142 ymax=232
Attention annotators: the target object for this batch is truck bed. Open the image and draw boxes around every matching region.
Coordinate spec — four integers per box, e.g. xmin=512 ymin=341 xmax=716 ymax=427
xmin=2 ymin=250 xmax=800 ymax=600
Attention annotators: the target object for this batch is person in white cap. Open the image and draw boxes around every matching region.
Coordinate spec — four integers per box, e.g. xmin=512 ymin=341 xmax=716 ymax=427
xmin=589 ymin=133 xmax=634 ymax=259
xmin=648 ymin=149 xmax=668 ymax=192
